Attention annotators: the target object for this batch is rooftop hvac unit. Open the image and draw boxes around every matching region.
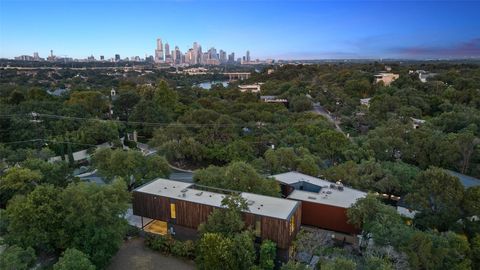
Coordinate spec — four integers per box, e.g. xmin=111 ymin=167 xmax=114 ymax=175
xmin=330 ymin=184 xmax=336 ymax=189
xmin=337 ymin=186 xmax=344 ymax=191
xmin=247 ymin=200 xmax=255 ymax=205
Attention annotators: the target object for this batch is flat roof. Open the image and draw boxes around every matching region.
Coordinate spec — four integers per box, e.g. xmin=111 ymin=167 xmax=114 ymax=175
xmin=272 ymin=172 xmax=367 ymax=208
xmin=134 ymin=178 xmax=299 ymax=220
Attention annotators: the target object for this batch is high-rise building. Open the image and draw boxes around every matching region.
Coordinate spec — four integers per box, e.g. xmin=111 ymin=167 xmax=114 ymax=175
xmin=219 ymin=50 xmax=227 ymax=63
xmin=115 ymin=54 xmax=120 ymax=61
xmin=246 ymin=50 xmax=251 ymax=62
xmin=155 ymin=38 xmax=164 ymax=63
xmin=174 ymin=46 xmax=182 ymax=65
xmin=228 ymin=52 xmax=235 ymax=63
xmin=164 ymin=42 xmax=171 ymax=63
xmin=100 ymin=55 xmax=105 ymax=61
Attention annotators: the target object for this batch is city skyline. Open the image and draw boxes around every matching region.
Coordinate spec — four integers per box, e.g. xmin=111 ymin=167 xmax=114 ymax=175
xmin=1 ymin=1 xmax=480 ymax=60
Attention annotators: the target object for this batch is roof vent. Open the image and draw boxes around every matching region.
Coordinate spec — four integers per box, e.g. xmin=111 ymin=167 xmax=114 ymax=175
xmin=330 ymin=184 xmax=336 ymax=189
xmin=338 ymin=186 xmax=344 ymax=191
xmin=181 ymin=189 xmax=188 ymax=193
xmin=307 ymin=196 xmax=317 ymax=200
xmin=196 ymin=192 xmax=203 ymax=196
xmin=326 ymin=191 xmax=332 ymax=194
xmin=247 ymin=200 xmax=255 ymax=205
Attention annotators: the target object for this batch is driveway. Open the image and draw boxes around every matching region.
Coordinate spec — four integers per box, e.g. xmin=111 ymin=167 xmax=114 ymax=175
xmin=108 ymin=238 xmax=195 ymax=270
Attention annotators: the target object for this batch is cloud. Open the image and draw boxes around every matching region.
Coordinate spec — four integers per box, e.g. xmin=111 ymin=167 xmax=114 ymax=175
xmin=390 ymin=38 xmax=480 ymax=58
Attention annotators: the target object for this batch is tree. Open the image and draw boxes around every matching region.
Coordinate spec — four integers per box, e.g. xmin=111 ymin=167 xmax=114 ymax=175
xmin=405 ymin=167 xmax=465 ymax=231
xmin=280 ymin=261 xmax=309 ymax=270
xmin=320 ymin=257 xmax=356 ymax=270
xmin=53 ymin=248 xmax=95 ymax=270
xmin=463 ymin=186 xmax=480 ymax=217
xmin=113 ymin=90 xmax=141 ymax=122
xmin=60 ymin=179 xmax=130 ymax=268
xmin=0 ymin=167 xmax=42 ymax=206
xmin=290 ymin=96 xmax=312 ymax=112
xmin=0 ymin=245 xmax=36 ymax=270
xmin=196 ymin=233 xmax=234 ymax=270
xmin=93 ymin=148 xmax=170 ymax=187
xmin=66 ymin=91 xmax=108 ymax=116
xmin=4 ymin=185 xmax=64 ymax=252
xmin=471 ymin=234 xmax=480 ymax=270
xmin=22 ymin=158 xmax=73 ymax=187
xmin=314 ymin=130 xmax=349 ymax=164
xmin=231 ymin=231 xmax=256 ymax=270
xmin=198 ymin=195 xmax=247 ymax=236
xmin=194 ymin=161 xmax=281 ymax=197
xmin=259 ymin=240 xmax=277 ymax=270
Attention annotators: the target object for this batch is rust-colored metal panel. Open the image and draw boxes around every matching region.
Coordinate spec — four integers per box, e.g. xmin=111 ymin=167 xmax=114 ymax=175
xmin=300 ymin=201 xmax=359 ymax=234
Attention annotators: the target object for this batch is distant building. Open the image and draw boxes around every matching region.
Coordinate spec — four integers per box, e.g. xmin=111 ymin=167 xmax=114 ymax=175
xmin=155 ymin=38 xmax=164 ymax=63
xmin=374 ymin=72 xmax=399 ymax=86
xmin=360 ymin=98 xmax=371 ymax=107
xmin=239 ymin=83 xmax=262 ymax=93
xmin=246 ymin=50 xmax=251 ymax=62
xmin=100 ymin=55 xmax=105 ymax=61
xmin=260 ymin=95 xmax=288 ymax=104
xmin=115 ymin=54 xmax=121 ymax=62
xmin=410 ymin=117 xmax=426 ymax=129
xmin=272 ymin=172 xmax=367 ymax=235
xmin=228 ymin=52 xmax=235 ymax=63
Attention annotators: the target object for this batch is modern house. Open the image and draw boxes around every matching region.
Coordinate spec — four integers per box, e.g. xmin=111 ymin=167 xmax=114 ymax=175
xmin=132 ymin=178 xmax=301 ymax=259
xmin=374 ymin=72 xmax=399 ymax=86
xmin=260 ymin=95 xmax=289 ymax=104
xmin=272 ymin=172 xmax=367 ymax=235
xmin=238 ymin=83 xmax=262 ymax=93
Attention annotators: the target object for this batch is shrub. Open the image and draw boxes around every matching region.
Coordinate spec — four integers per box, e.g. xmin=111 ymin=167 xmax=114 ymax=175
xmin=171 ymin=240 xmax=196 ymax=259
xmin=145 ymin=234 xmax=174 ymax=253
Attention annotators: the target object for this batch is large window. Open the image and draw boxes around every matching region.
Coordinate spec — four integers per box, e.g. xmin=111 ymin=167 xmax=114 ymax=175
xmin=170 ymin=203 xmax=176 ymax=219
xmin=255 ymin=220 xmax=261 ymax=237
xmin=289 ymin=216 xmax=295 ymax=234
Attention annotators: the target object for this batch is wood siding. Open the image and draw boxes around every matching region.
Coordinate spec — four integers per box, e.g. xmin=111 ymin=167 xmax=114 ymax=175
xmin=299 ymin=200 xmax=359 ymax=234
xmin=133 ymin=191 xmax=302 ymax=249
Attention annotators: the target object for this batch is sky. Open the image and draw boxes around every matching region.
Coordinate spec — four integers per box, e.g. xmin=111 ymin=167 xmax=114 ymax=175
xmin=0 ymin=0 xmax=479 ymax=60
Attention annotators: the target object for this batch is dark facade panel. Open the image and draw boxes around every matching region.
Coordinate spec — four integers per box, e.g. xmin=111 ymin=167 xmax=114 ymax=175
xmin=300 ymin=200 xmax=359 ymax=234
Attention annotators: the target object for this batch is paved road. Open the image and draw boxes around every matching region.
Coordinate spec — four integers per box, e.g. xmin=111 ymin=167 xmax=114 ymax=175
xmin=312 ymin=103 xmax=346 ymax=135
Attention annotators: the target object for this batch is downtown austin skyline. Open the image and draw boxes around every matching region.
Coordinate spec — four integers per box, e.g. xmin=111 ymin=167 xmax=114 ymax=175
xmin=1 ymin=0 xmax=479 ymax=60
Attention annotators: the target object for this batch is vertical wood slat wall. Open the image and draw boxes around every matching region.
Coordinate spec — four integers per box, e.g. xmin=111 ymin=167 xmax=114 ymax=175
xmin=133 ymin=191 xmax=302 ymax=249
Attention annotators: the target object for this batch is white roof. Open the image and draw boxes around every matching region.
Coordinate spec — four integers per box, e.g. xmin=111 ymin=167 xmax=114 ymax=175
xmin=135 ymin=178 xmax=299 ymax=220
xmin=272 ymin=172 xmax=367 ymax=208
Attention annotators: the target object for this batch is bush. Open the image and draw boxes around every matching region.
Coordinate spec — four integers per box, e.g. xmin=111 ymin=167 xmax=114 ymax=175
xmin=145 ymin=234 xmax=174 ymax=253
xmin=171 ymin=240 xmax=196 ymax=259
xmin=125 ymin=225 xmax=140 ymax=237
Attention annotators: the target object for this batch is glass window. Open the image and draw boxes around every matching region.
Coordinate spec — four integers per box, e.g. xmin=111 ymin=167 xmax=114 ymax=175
xmin=170 ymin=203 xmax=176 ymax=219
xmin=290 ymin=216 xmax=295 ymax=234
xmin=255 ymin=220 xmax=261 ymax=237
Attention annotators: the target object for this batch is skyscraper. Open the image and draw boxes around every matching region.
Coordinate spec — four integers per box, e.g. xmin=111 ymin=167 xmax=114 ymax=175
xmin=155 ymin=38 xmax=164 ymax=63
xmin=219 ymin=50 xmax=227 ymax=63
xmin=174 ymin=46 xmax=182 ymax=65
xmin=164 ymin=42 xmax=171 ymax=63
xmin=246 ymin=50 xmax=251 ymax=62
xmin=228 ymin=52 xmax=235 ymax=63
xmin=115 ymin=54 xmax=120 ymax=62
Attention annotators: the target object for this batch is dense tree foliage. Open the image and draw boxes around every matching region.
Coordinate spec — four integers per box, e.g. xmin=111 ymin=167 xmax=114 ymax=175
xmin=92 ymin=148 xmax=170 ymax=187
xmin=3 ymin=180 xmax=130 ymax=268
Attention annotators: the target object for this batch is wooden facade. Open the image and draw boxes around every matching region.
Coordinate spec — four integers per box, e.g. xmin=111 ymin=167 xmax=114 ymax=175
xmin=133 ymin=191 xmax=301 ymax=249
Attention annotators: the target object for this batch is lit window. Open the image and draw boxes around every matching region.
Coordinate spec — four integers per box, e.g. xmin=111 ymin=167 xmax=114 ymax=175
xmin=255 ymin=220 xmax=261 ymax=237
xmin=290 ymin=216 xmax=295 ymax=234
xmin=170 ymin=203 xmax=176 ymax=219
